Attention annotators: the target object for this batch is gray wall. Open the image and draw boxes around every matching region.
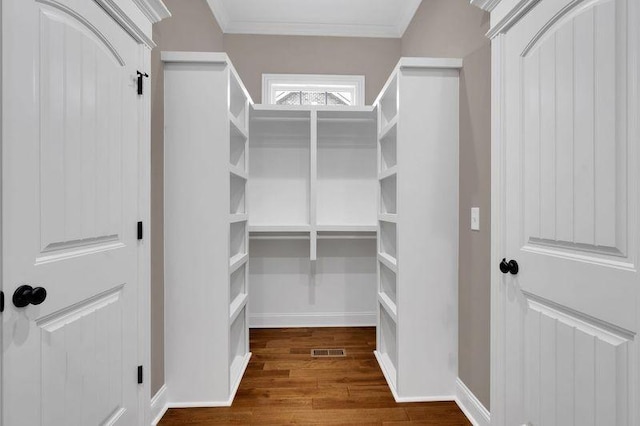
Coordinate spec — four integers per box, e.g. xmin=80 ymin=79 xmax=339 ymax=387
xmin=224 ymin=35 xmax=400 ymax=104
xmin=401 ymin=0 xmax=491 ymax=409
xmin=150 ymin=0 xmax=224 ymax=395
xmin=150 ymin=0 xmax=491 ymax=408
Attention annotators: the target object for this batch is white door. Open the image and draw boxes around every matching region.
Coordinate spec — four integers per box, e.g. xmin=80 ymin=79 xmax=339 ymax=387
xmin=2 ymin=0 xmax=143 ymax=424
xmin=497 ymin=0 xmax=639 ymax=424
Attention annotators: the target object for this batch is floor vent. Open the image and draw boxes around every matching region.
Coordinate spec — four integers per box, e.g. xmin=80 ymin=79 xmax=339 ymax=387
xmin=311 ymin=348 xmax=346 ymax=357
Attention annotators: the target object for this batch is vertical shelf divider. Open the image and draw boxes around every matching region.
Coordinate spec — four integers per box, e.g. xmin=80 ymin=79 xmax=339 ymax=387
xmin=310 ymin=110 xmax=318 ymax=261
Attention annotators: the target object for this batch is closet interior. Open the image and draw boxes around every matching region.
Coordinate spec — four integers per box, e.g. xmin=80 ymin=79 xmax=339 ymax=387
xmin=163 ymin=52 xmax=461 ymax=406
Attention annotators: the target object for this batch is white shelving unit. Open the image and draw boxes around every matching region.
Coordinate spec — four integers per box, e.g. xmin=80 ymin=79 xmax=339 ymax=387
xmin=162 ymin=53 xmax=462 ymax=406
xmin=248 ymin=105 xmax=378 ymax=328
xmin=373 ymin=57 xmax=462 ymax=402
xmin=248 ymin=105 xmax=377 ymax=256
xmin=163 ymin=52 xmax=252 ymax=406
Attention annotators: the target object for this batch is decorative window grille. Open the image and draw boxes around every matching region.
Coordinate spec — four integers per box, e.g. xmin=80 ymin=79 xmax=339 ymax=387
xmin=262 ymin=74 xmax=365 ymax=106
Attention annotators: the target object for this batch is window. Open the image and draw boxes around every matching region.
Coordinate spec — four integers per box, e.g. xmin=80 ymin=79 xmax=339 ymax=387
xmin=262 ymin=74 xmax=365 ymax=106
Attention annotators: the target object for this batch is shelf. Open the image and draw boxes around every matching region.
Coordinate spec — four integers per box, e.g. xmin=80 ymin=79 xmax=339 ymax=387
xmin=379 ymin=175 xmax=397 ymax=215
xmin=379 ymin=221 xmax=397 ymax=259
xmin=250 ymin=106 xmax=311 ymax=122
xmin=250 ymin=233 xmax=309 ymax=240
xmin=230 ymin=263 xmax=246 ymax=304
xmin=317 ymin=108 xmax=376 ymax=123
xmin=378 ymin=252 xmax=397 ymax=273
xmin=317 ymin=113 xmax=377 ymax=227
xmin=378 ymin=115 xmax=398 ymax=141
xmin=318 ymin=232 xmax=376 ymax=240
xmin=379 ymin=261 xmax=397 ymax=306
xmin=229 ymin=71 xmax=249 ymax=127
xmin=230 ymin=173 xmax=246 ymax=214
xmin=249 ymin=112 xmax=310 ymax=225
xmin=378 ymin=214 xmax=397 ymax=223
xmin=230 ymin=221 xmax=247 ymax=259
xmin=249 ymin=225 xmax=311 ymax=240
xmin=229 ymin=214 xmax=248 ymax=223
xmin=230 ymin=165 xmax=248 ymax=181
xmin=377 ymin=74 xmax=398 ymax=130
xmin=229 ymin=253 xmax=248 ymax=274
xmin=378 ymin=292 xmax=397 ymax=322
xmin=229 ymin=113 xmax=249 ymax=140
xmin=378 ymin=166 xmax=398 ymax=181
xmin=316 ymin=225 xmax=377 ymax=232
xmin=229 ymin=293 xmax=248 ymax=323
xmin=249 ymin=225 xmax=311 ymax=232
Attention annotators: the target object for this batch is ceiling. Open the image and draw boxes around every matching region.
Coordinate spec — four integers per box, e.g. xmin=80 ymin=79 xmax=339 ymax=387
xmin=205 ymin=0 xmax=423 ymax=38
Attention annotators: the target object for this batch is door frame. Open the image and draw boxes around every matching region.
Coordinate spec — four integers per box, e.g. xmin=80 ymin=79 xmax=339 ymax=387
xmin=0 ymin=0 xmax=169 ymax=425
xmin=484 ymin=2 xmax=538 ymax=422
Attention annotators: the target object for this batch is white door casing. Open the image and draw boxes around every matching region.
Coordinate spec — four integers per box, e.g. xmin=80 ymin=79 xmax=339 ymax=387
xmin=1 ymin=0 xmax=154 ymax=424
xmin=489 ymin=0 xmax=640 ymax=425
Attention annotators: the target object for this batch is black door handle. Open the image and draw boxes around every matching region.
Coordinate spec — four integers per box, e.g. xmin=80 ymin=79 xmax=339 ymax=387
xmin=499 ymin=258 xmax=519 ymax=275
xmin=13 ymin=285 xmax=47 ymax=308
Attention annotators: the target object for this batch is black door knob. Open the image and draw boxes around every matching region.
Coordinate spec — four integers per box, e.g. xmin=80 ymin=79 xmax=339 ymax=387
xmin=499 ymin=258 xmax=519 ymax=275
xmin=13 ymin=285 xmax=47 ymax=308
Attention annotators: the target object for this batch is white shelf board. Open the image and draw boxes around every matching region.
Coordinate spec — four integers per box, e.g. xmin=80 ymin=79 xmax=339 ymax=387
xmin=378 ymin=292 xmax=398 ymax=322
xmin=229 ymin=214 xmax=248 ymax=223
xmin=316 ymin=224 xmax=377 ymax=232
xmin=229 ymin=113 xmax=248 ymax=140
xmin=317 ymin=108 xmax=376 ymax=123
xmin=229 ymin=253 xmax=248 ymax=274
xmin=249 ymin=225 xmax=311 ymax=232
xmin=250 ymin=234 xmax=310 ymax=240
xmin=378 ymin=166 xmax=398 ymax=181
xmin=229 ymin=293 xmax=248 ymax=323
xmin=378 ymin=214 xmax=397 ymax=223
xmin=230 ymin=165 xmax=248 ymax=181
xmin=378 ymin=252 xmax=397 ymax=273
xmin=378 ymin=115 xmax=398 ymax=140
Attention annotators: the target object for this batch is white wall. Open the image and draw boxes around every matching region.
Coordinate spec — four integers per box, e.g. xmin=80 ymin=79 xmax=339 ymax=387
xmin=249 ymin=239 xmax=377 ymax=327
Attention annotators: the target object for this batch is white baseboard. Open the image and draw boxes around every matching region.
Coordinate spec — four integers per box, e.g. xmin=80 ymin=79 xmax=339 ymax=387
xmin=150 ymin=385 xmax=169 ymax=426
xmin=229 ymin=352 xmax=252 ymax=401
xmin=455 ymin=378 xmax=490 ymax=426
xmin=249 ymin=312 xmax=376 ymax=328
xmin=374 ymin=351 xmax=456 ymax=403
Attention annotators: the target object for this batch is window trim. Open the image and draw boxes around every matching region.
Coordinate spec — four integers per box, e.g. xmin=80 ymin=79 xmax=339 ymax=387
xmin=262 ymin=73 xmax=365 ymax=106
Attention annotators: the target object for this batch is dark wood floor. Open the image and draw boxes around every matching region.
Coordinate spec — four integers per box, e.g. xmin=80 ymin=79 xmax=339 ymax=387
xmin=159 ymin=327 xmax=471 ymax=425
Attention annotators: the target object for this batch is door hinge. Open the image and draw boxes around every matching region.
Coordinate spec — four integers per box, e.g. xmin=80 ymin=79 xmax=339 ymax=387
xmin=136 ymin=71 xmax=149 ymax=95
xmin=0 ymin=291 xmax=4 ymax=313
xmin=138 ymin=365 xmax=143 ymax=384
xmin=137 ymin=221 xmax=143 ymax=240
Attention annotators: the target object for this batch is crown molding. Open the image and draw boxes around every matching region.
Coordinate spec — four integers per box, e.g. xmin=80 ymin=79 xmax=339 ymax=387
xmin=206 ymin=0 xmax=231 ymax=32
xmin=223 ymin=21 xmax=402 ymax=38
xmin=470 ymin=0 xmax=501 ymax=11
xmin=205 ymin=0 xmax=421 ymax=38
xmin=396 ymin=0 xmax=422 ymax=37
xmin=132 ymin=0 xmax=171 ymax=23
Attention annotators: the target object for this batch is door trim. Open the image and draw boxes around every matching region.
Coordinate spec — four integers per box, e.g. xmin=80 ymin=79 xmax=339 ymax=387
xmin=489 ymin=31 xmax=507 ymax=426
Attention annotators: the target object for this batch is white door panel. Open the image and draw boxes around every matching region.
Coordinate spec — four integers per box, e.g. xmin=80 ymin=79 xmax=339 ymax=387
xmin=3 ymin=0 xmax=142 ymax=424
xmin=499 ymin=0 xmax=639 ymax=424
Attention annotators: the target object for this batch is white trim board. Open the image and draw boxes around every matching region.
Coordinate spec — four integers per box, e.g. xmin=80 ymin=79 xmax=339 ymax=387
xmin=150 ymin=385 xmax=169 ymax=426
xmin=454 ymin=378 xmax=491 ymax=426
xmin=249 ymin=312 xmax=376 ymax=328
